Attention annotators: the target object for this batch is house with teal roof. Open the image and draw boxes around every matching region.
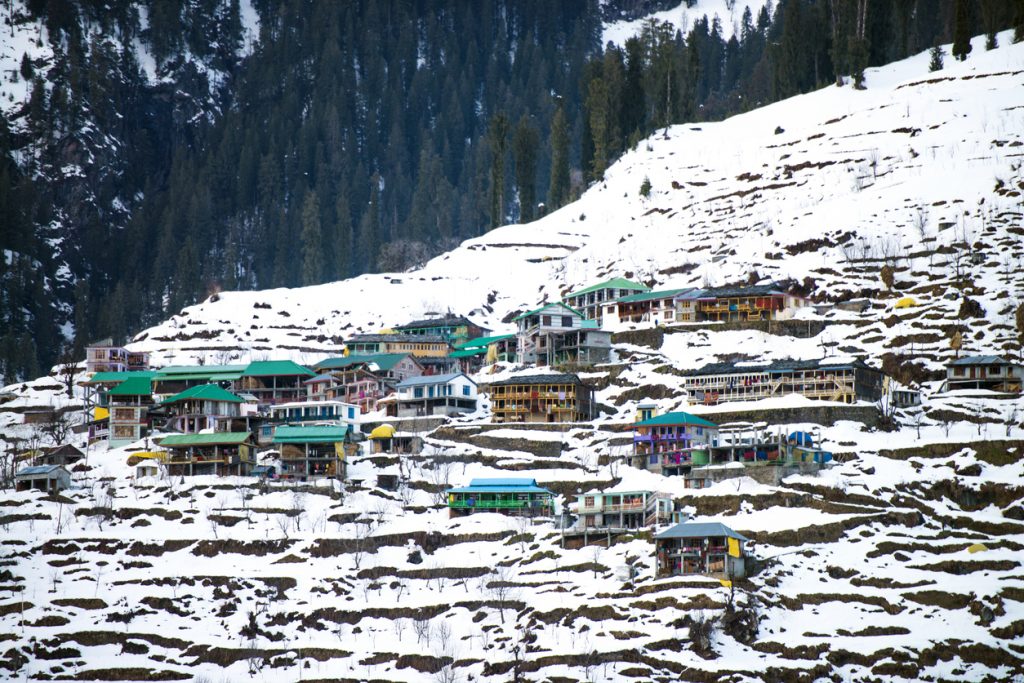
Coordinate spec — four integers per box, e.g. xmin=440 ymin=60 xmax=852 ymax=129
xmin=562 ymin=277 xmax=649 ymax=322
xmin=235 ymin=360 xmax=316 ymax=406
xmin=451 ymin=333 xmax=517 ymax=372
xmin=272 ymin=424 xmax=356 ymax=480
xmin=632 ymin=410 xmax=720 ymax=476
xmin=157 ymin=383 xmax=252 ymax=435
xmin=159 ymin=432 xmax=257 ymax=477
xmin=515 ymin=302 xmax=611 ymax=367
xmin=446 ymin=478 xmax=555 ymax=518
xmin=107 ymin=375 xmax=156 ymax=447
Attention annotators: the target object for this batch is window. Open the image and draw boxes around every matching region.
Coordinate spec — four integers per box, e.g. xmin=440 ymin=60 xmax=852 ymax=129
xmin=542 ymin=315 xmax=552 ymax=326
xmin=584 ymin=496 xmax=595 ymax=507
xmin=414 ymin=388 xmax=423 ymax=398
xmin=562 ymin=316 xmax=573 ymax=327
xmin=462 ymin=385 xmax=471 ymax=396
xmin=348 ymin=407 xmax=355 ymax=419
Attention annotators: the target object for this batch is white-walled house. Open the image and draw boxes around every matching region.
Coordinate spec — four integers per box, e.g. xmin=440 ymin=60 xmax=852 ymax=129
xmin=393 ymin=373 xmax=478 ymax=417
xmin=515 ymin=302 xmax=611 ymax=366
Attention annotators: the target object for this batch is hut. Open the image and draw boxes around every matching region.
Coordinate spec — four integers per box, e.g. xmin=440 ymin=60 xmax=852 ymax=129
xmin=15 ymin=465 xmax=71 ymax=493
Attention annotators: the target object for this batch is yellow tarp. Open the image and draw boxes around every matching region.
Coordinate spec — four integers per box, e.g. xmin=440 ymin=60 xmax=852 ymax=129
xmin=967 ymin=543 xmax=988 ymax=554
xmin=369 ymin=424 xmax=396 ymax=440
xmin=727 ymin=537 xmax=741 ymax=558
xmin=94 ymin=406 xmax=109 ymax=420
xmin=895 ymin=297 xmax=917 ymax=308
xmin=719 ymin=579 xmax=732 ymax=588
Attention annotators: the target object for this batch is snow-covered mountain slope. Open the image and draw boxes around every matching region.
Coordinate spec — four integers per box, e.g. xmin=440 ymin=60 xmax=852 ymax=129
xmin=1 ymin=32 xmax=1024 ymax=683
xmin=134 ymin=30 xmax=1023 ymax=378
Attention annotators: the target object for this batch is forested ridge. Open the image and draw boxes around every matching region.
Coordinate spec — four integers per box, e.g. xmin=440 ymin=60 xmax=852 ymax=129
xmin=0 ymin=0 xmax=1021 ymax=383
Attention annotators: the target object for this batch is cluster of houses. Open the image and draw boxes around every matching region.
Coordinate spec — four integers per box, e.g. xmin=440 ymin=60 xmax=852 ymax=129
xmin=16 ymin=277 xmax=1024 ymax=581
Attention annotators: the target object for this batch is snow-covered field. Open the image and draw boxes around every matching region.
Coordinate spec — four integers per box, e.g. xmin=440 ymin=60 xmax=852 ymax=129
xmin=1 ymin=31 xmax=1023 ymax=683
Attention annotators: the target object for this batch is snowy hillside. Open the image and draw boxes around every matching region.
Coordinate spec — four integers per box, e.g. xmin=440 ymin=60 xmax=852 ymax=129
xmin=602 ymin=0 xmax=769 ymax=46
xmin=1 ymin=32 xmax=1024 ymax=683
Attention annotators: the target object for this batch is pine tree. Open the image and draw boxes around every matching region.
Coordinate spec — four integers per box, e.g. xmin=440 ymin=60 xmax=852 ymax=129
xmin=512 ymin=116 xmax=540 ymax=223
xmin=951 ymin=0 xmax=973 ymax=61
xmin=1016 ymin=0 xmax=1024 ymax=43
xmin=587 ymin=77 xmax=609 ymax=181
xmin=548 ymin=102 xmax=570 ymax=211
xmin=19 ymin=53 xmax=33 ymax=80
xmin=300 ymin=190 xmax=324 ymax=286
xmin=487 ymin=112 xmax=510 ymax=228
xmin=928 ymin=45 xmax=945 ymax=72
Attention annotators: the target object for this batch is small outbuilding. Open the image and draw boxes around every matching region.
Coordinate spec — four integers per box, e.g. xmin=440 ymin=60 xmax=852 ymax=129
xmin=15 ymin=465 xmax=72 ymax=494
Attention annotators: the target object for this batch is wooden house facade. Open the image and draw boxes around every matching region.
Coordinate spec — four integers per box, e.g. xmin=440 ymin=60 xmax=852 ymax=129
xmin=945 ymin=356 xmax=1023 ymax=393
xmin=272 ymin=425 xmax=354 ymax=480
xmin=345 ymin=333 xmax=450 ymax=357
xmin=515 ymin=303 xmax=611 ymax=366
xmin=393 ymin=315 xmax=490 ymax=347
xmin=655 ymin=522 xmax=749 ymax=579
xmin=86 ymin=342 xmax=150 ymax=374
xmin=683 ymin=359 xmax=885 ymax=405
xmin=573 ymin=490 xmax=674 ymax=530
xmin=160 ymin=432 xmax=256 ymax=476
xmin=107 ymin=376 xmax=155 ymax=447
xmin=488 ymin=373 xmax=595 ymax=424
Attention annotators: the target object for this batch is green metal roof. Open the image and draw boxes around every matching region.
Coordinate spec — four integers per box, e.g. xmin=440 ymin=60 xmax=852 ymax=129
xmin=453 ymin=334 xmax=515 ymax=351
xmin=513 ymin=302 xmax=584 ymax=322
xmin=449 ymin=348 xmax=485 ymax=359
xmin=156 ymin=371 xmax=243 ymax=382
xmin=159 ymin=432 xmax=253 ymax=447
xmin=564 ymin=277 xmax=650 ymax=299
xmin=243 ymin=360 xmax=316 ymax=377
xmin=634 ymin=411 xmax=718 ymax=429
xmin=161 ymin=383 xmax=244 ymax=405
xmin=273 ymin=425 xmax=351 ymax=444
xmin=157 ymin=364 xmax=247 ymax=375
xmin=615 ymin=288 xmax=694 ymax=304
xmin=108 ymin=376 xmax=153 ymax=396
xmin=86 ymin=370 xmax=158 ymax=385
xmin=314 ymin=353 xmax=410 ymax=372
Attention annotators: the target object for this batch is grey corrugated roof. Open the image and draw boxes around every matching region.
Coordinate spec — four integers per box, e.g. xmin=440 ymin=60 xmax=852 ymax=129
xmin=395 ymin=373 xmax=474 ymax=388
xmin=655 ymin=522 xmax=748 ymax=541
xmin=488 ymin=373 xmax=586 ymax=387
xmin=685 ymin=357 xmax=877 ymax=377
xmin=348 ymin=333 xmax=448 ymax=344
xmin=950 ymin=355 xmax=1012 ymax=366
xmin=689 ymin=283 xmax=792 ymax=299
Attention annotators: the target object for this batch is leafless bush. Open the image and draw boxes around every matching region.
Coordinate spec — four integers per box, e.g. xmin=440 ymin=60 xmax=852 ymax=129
xmin=429 ymin=462 xmax=454 ymax=505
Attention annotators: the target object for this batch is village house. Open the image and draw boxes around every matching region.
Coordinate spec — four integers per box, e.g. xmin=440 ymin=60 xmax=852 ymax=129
xmin=262 ymin=399 xmax=360 ymax=444
xmin=683 ymin=358 xmax=885 ymax=405
xmin=85 ymin=340 xmax=150 ymax=374
xmin=451 ymin=333 xmax=517 ymax=373
xmin=235 ymin=360 xmax=316 ymax=406
xmin=33 ymin=444 xmax=85 ymax=468
xmin=392 ymin=372 xmax=477 ymax=417
xmin=632 ymin=410 xmax=720 ymax=475
xmin=573 ymin=489 xmax=674 ymax=530
xmin=488 ymin=373 xmax=595 ymax=424
xmin=562 ymin=277 xmax=650 ymax=322
xmin=302 ymin=370 xmax=380 ymax=413
xmin=345 ymin=333 xmax=450 ymax=358
xmin=160 ymin=432 xmax=257 ymax=477
xmin=446 ymin=478 xmax=555 ymax=518
xmin=107 ymin=375 xmax=155 ymax=447
xmin=272 ymin=425 xmax=356 ymax=481
xmin=150 ymin=365 xmax=248 ymax=395
xmin=79 ymin=370 xmax=157 ymax=440
xmin=655 ymin=521 xmax=749 ymax=579
xmin=603 ymin=288 xmax=695 ymax=327
xmin=316 ymin=353 xmax=425 ymax=393
xmin=392 ymin=314 xmax=490 ymax=347
xmin=944 ymin=355 xmax=1023 ymax=393
xmin=515 ymin=302 xmax=611 ymax=366
xmin=15 ymin=465 xmax=72 ymax=494
xmin=366 ymin=423 xmax=421 ymax=454
xmin=683 ymin=284 xmax=807 ymax=323
xmin=157 ymin=383 xmax=254 ymax=434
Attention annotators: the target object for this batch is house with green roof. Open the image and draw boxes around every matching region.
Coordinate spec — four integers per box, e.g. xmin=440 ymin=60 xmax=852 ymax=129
xmin=392 ymin=314 xmax=490 ymax=347
xmin=157 ymin=383 xmax=253 ymax=435
xmin=159 ymin=432 xmax=257 ymax=477
xmin=632 ymin=410 xmax=720 ymax=476
xmin=107 ymin=376 xmax=156 ymax=447
xmin=272 ymin=425 xmax=356 ymax=480
xmin=562 ymin=277 xmax=649 ymax=322
xmin=451 ymin=333 xmax=517 ymax=372
xmin=151 ymin=365 xmax=247 ymax=394
xmin=515 ymin=302 xmax=611 ymax=367
xmin=603 ymin=288 xmax=697 ymax=328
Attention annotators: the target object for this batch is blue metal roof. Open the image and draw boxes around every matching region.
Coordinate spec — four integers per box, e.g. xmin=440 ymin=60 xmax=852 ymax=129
xmin=655 ymin=521 xmax=748 ymax=541
xmin=16 ymin=465 xmax=67 ymax=476
xmin=448 ymin=477 xmax=552 ymax=494
xmin=950 ymin=355 xmax=1012 ymax=366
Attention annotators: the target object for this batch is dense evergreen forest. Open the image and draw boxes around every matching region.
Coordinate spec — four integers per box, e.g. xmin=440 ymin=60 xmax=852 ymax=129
xmin=0 ymin=0 xmax=1021 ymax=384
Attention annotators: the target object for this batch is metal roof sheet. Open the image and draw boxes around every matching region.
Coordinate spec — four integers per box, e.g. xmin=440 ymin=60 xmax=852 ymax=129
xmin=564 ymin=277 xmax=650 ymax=299
xmin=243 ymin=360 xmax=316 ymax=377
xmin=161 ymin=384 xmax=244 ymax=405
xmin=159 ymin=432 xmax=253 ymax=447
xmin=395 ymin=373 xmax=473 ymax=388
xmin=273 ymin=425 xmax=352 ymax=444
xmin=634 ymin=412 xmax=719 ymax=429
xmin=655 ymin=522 xmax=748 ymax=541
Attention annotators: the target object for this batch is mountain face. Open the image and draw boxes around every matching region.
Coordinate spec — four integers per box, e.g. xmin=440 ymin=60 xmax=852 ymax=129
xmin=3 ymin=0 xmax=1013 ymax=385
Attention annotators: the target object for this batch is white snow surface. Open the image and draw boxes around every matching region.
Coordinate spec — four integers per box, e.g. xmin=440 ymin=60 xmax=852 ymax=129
xmin=603 ymin=0 xmax=771 ymax=47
